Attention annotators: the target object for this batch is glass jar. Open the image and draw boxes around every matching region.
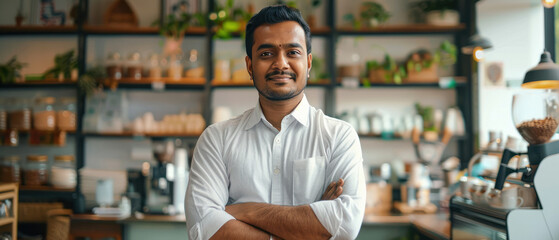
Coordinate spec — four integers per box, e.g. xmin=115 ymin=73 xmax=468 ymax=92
xmin=0 ymin=156 xmax=21 ymax=183
xmin=106 ymin=52 xmax=123 ymax=80
xmin=127 ymin=52 xmax=143 ymax=80
xmin=8 ymin=98 xmax=32 ymax=131
xmin=51 ymin=155 xmax=76 ymax=188
xmin=147 ymin=54 xmax=162 ymax=79
xmin=23 ymin=155 xmax=49 ymax=186
xmin=184 ymin=49 xmax=204 ymax=78
xmin=55 ymin=97 xmax=76 ymax=131
xmin=33 ymin=97 xmax=56 ymax=131
xmin=168 ymin=54 xmax=183 ymax=80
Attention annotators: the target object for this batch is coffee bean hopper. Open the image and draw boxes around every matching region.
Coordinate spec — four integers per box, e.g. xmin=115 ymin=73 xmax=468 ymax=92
xmin=451 ymin=51 xmax=559 ymax=239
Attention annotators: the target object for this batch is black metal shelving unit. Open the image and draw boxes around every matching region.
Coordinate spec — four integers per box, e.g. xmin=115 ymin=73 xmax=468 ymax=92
xmin=0 ymin=0 xmax=477 ymax=212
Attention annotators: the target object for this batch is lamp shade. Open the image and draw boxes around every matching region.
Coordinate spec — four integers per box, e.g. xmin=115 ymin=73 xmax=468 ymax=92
xmin=522 ymin=51 xmax=559 ymax=89
xmin=461 ymin=32 xmax=493 ymax=54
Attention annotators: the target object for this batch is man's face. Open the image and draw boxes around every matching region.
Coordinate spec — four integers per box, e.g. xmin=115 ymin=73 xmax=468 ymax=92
xmin=246 ymin=21 xmax=312 ymax=101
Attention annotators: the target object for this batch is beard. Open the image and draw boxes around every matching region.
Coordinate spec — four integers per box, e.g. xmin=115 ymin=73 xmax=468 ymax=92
xmin=254 ymin=69 xmax=306 ymax=101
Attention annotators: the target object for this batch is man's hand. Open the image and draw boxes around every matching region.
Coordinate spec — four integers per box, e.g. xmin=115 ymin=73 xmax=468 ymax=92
xmin=321 ymin=178 xmax=344 ymax=200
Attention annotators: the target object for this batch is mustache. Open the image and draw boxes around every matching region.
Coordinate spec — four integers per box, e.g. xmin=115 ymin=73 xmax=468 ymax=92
xmin=265 ymin=70 xmax=296 ymax=80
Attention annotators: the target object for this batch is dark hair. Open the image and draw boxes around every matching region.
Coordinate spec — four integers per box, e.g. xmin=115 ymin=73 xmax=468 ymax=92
xmin=245 ymin=5 xmax=312 ymax=59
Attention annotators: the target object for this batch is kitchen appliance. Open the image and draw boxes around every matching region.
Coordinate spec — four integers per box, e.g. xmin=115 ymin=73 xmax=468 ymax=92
xmin=144 ymin=139 xmax=176 ymax=214
xmin=451 ymin=88 xmax=559 ymax=239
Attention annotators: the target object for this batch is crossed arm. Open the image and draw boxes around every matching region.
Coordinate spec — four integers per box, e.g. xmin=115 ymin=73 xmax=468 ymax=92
xmin=210 ymin=179 xmax=345 ymax=240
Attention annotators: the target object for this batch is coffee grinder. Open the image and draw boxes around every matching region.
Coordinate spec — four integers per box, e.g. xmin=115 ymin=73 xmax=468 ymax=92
xmin=144 ymin=139 xmax=176 ymax=214
xmin=451 ymin=51 xmax=559 ymax=239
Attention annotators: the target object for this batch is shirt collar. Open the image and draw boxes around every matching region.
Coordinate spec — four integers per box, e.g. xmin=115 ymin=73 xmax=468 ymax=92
xmin=244 ymin=94 xmax=310 ymax=130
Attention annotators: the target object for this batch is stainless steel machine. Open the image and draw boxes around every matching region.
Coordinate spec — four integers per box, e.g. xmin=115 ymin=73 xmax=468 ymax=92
xmin=451 ymin=51 xmax=559 ymax=239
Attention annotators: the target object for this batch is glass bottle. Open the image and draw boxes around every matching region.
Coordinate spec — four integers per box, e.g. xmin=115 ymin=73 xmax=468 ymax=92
xmin=24 ymin=155 xmax=49 ymax=186
xmin=8 ymin=98 xmax=32 ymax=131
xmin=51 ymin=155 xmax=76 ymax=188
xmin=55 ymin=97 xmax=76 ymax=131
xmin=147 ymin=54 xmax=162 ymax=79
xmin=33 ymin=97 xmax=56 ymax=131
xmin=127 ymin=52 xmax=143 ymax=80
xmin=106 ymin=52 xmax=123 ymax=80
xmin=168 ymin=54 xmax=183 ymax=81
xmin=0 ymin=156 xmax=21 ymax=183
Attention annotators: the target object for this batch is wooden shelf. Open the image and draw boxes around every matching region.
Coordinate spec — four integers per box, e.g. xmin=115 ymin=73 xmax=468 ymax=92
xmin=0 ymin=25 xmax=77 ymax=34
xmin=0 ymin=183 xmax=17 ymax=239
xmin=0 ymin=81 xmax=76 ymax=89
xmin=0 ymin=217 xmax=15 ymax=227
xmin=83 ymin=131 xmax=202 ymax=138
xmin=19 ymin=185 xmax=75 ymax=192
xmin=83 ymin=25 xmax=206 ymax=35
xmin=103 ymin=77 xmax=206 ymax=89
xmin=211 ymin=79 xmax=331 ymax=88
xmin=337 ymin=24 xmax=466 ymax=35
xmin=337 ymin=76 xmax=466 ymax=88
xmin=311 ymin=26 xmax=331 ymax=35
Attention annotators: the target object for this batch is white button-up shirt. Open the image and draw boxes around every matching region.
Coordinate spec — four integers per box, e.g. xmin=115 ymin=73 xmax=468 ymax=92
xmin=185 ymin=95 xmax=366 ymax=240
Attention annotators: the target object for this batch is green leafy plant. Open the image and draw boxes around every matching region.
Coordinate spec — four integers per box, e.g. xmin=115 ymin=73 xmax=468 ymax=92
xmin=415 ymin=103 xmax=436 ymax=132
xmin=43 ymin=50 xmax=78 ymax=80
xmin=435 ymin=40 xmax=457 ymax=68
xmin=210 ymin=0 xmax=252 ymax=39
xmin=344 ymin=2 xmax=390 ymax=29
xmin=78 ymin=66 xmax=106 ymax=95
xmin=0 ymin=56 xmax=26 ymax=84
xmin=366 ymin=54 xmax=407 ymax=84
xmin=360 ymin=2 xmax=391 ymax=26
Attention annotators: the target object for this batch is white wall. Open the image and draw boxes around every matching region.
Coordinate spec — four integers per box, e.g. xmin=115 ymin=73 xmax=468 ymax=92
xmin=477 ymin=0 xmax=544 ymax=148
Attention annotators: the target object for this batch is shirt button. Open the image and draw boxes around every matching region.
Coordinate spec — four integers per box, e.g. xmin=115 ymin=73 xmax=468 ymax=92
xmin=273 ymin=166 xmax=280 ymax=175
xmin=275 ymin=138 xmax=280 ymax=144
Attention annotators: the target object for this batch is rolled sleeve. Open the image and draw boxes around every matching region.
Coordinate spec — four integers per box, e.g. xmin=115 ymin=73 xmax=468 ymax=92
xmin=311 ymin=123 xmax=366 ymax=239
xmin=310 ymin=169 xmax=365 ymax=239
xmin=185 ymin=125 xmax=233 ymax=240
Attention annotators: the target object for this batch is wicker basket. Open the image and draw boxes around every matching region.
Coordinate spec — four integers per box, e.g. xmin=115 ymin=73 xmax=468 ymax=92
xmin=18 ymin=202 xmax=63 ymax=223
xmin=46 ymin=209 xmax=72 ymax=240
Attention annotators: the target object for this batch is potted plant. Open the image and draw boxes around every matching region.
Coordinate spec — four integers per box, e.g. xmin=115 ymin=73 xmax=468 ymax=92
xmin=43 ymin=50 xmax=78 ymax=82
xmin=404 ymin=40 xmax=456 ymax=83
xmin=366 ymin=54 xmax=407 ymax=85
xmin=152 ymin=2 xmax=205 ymax=55
xmin=0 ymin=57 xmax=26 ymax=84
xmin=413 ymin=0 xmax=459 ymax=26
xmin=360 ymin=2 xmax=391 ymax=28
xmin=343 ymin=2 xmax=390 ymax=29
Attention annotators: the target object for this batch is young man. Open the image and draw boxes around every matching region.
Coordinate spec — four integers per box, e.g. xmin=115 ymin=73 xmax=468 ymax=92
xmin=185 ymin=5 xmax=365 ymax=240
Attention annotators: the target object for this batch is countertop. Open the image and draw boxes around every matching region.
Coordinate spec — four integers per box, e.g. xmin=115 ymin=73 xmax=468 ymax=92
xmin=363 ymin=212 xmax=450 ymax=239
xmin=74 ymin=211 xmax=450 ymax=239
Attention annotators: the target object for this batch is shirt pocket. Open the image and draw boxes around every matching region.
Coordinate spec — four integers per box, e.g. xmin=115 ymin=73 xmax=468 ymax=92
xmin=292 ymin=156 xmax=326 ymax=205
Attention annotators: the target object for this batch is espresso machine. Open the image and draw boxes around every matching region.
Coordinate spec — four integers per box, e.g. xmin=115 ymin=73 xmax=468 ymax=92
xmin=144 ymin=139 xmax=176 ymax=214
xmin=451 ymin=52 xmax=559 ymax=239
